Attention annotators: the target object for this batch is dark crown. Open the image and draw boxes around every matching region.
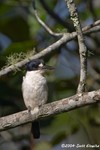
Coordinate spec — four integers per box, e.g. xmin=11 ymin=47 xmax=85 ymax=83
xmin=26 ymin=59 xmax=44 ymax=71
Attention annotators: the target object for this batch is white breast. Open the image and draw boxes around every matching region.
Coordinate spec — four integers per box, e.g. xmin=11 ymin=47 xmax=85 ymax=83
xmin=22 ymin=71 xmax=48 ymax=109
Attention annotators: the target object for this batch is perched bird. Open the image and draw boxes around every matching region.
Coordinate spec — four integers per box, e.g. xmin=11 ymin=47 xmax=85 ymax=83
xmin=22 ymin=59 xmax=53 ymax=139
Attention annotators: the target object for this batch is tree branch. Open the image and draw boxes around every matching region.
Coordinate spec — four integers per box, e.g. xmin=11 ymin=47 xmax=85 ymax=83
xmin=0 ymin=89 xmax=100 ymax=132
xmin=39 ymin=0 xmax=70 ymax=29
xmin=32 ymin=0 xmax=63 ymax=37
xmin=0 ymin=20 xmax=100 ymax=77
xmin=65 ymin=0 xmax=88 ymax=93
xmin=83 ymin=20 xmax=100 ymax=32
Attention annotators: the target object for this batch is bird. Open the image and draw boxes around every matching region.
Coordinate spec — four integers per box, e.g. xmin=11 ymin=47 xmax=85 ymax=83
xmin=22 ymin=59 xmax=53 ymax=139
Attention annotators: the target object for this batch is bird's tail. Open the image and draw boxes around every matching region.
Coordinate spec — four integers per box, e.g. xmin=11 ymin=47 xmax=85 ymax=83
xmin=31 ymin=121 xmax=40 ymax=139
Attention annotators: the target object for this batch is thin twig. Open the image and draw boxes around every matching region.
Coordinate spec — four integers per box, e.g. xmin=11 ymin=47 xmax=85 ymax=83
xmin=0 ymin=89 xmax=99 ymax=132
xmin=83 ymin=20 xmax=100 ymax=32
xmin=39 ymin=0 xmax=70 ymax=29
xmin=83 ymin=25 xmax=100 ymax=34
xmin=32 ymin=0 xmax=63 ymax=37
xmin=65 ymin=0 xmax=88 ymax=93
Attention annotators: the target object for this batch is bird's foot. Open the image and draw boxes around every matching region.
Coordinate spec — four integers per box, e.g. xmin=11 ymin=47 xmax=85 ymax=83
xmin=27 ymin=106 xmax=39 ymax=115
xmin=31 ymin=107 xmax=39 ymax=115
xmin=28 ymin=106 xmax=31 ymax=113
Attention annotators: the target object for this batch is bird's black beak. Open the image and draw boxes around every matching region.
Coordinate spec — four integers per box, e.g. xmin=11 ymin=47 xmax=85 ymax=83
xmin=39 ymin=65 xmax=54 ymax=71
xmin=44 ymin=65 xmax=55 ymax=70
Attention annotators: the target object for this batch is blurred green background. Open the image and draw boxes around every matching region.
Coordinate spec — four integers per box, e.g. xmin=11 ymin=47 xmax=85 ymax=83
xmin=0 ymin=0 xmax=100 ymax=150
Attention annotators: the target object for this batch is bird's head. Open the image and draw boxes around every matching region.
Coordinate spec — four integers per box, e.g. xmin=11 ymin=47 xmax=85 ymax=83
xmin=26 ymin=59 xmax=54 ymax=74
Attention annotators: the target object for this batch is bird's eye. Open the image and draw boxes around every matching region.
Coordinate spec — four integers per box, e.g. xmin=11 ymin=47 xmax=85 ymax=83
xmin=31 ymin=63 xmax=38 ymax=69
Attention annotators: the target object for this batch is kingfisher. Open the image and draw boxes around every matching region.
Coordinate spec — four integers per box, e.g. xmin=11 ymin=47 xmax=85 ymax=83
xmin=22 ymin=59 xmax=53 ymax=138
